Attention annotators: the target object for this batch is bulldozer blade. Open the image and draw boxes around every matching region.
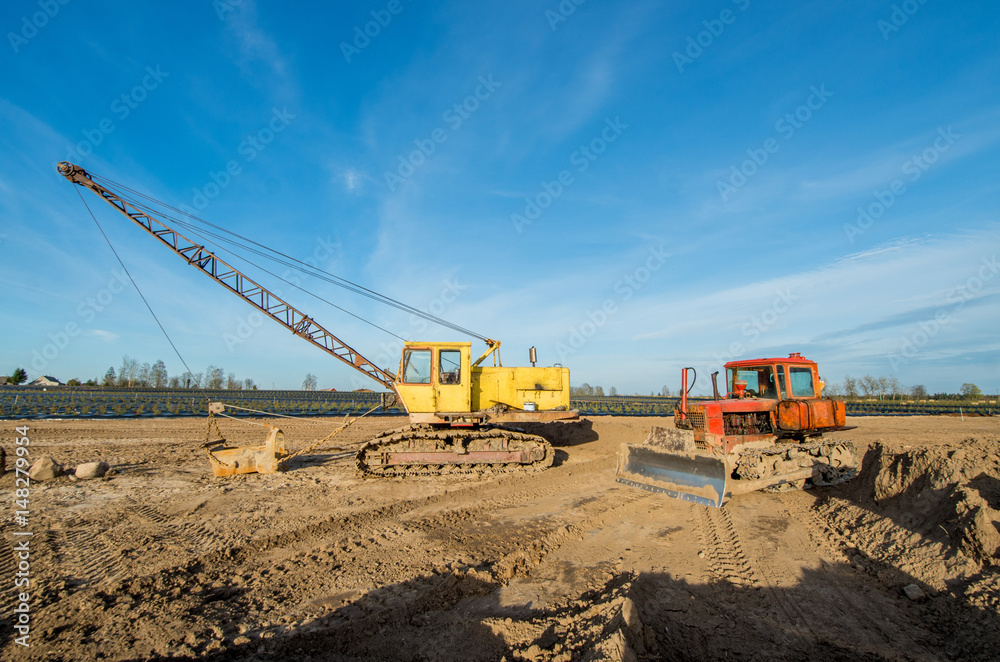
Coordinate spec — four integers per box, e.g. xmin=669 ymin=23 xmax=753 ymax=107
xmin=616 ymin=443 xmax=728 ymax=508
xmin=206 ymin=426 xmax=288 ymax=477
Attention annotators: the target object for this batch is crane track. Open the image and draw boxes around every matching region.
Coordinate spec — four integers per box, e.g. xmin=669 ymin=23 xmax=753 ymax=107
xmin=356 ymin=425 xmax=555 ymax=477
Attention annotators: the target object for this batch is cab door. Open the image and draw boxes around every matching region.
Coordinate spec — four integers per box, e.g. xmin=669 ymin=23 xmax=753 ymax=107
xmin=434 ymin=347 xmax=471 ymax=413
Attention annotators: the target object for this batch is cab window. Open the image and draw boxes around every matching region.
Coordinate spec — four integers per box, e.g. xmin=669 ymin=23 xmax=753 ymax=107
xmin=439 ymin=349 xmax=461 ymax=385
xmin=776 ymin=367 xmax=786 ymax=398
xmin=734 ymin=366 xmax=778 ymax=399
xmin=402 ymin=349 xmax=431 ymax=384
xmin=789 ymin=367 xmax=815 ymax=397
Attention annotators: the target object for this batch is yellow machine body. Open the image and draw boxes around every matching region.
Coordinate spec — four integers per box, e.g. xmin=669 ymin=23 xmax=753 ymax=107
xmin=393 ymin=342 xmax=572 ymax=425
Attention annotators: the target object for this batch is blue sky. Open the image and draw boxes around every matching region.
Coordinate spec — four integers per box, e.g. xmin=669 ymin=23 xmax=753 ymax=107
xmin=1 ymin=0 xmax=998 ymax=395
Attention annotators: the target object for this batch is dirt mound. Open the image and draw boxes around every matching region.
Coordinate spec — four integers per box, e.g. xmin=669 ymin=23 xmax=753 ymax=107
xmin=818 ymin=436 xmax=1000 ymax=593
xmin=868 ymin=437 xmax=1000 ymax=565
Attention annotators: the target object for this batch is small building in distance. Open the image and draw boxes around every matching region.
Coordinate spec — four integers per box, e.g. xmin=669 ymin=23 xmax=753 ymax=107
xmin=29 ymin=376 xmax=64 ymax=387
xmin=0 ymin=376 xmax=9 ymax=386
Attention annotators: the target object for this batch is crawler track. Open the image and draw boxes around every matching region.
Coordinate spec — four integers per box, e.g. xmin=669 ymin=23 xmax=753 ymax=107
xmin=355 ymin=425 xmax=555 ymax=477
xmin=735 ymin=439 xmax=858 ymax=489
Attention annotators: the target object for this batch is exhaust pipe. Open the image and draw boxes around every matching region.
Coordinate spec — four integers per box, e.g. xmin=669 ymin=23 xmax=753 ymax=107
xmin=679 ymin=367 xmax=695 ymax=425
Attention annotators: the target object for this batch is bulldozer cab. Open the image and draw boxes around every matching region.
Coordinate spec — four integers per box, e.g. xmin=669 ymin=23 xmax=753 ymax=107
xmin=396 ymin=342 xmax=473 ymax=414
xmin=726 ymin=356 xmax=821 ymax=401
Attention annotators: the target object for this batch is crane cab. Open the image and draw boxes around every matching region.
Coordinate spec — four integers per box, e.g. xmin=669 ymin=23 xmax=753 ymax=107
xmin=394 ymin=341 xmax=573 ymax=425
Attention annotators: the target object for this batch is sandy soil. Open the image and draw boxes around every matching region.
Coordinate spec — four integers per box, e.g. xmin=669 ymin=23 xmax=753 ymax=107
xmin=1 ymin=414 xmax=998 ymax=661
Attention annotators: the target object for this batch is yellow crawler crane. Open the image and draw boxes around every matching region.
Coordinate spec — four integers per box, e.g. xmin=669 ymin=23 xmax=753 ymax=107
xmin=59 ymin=162 xmax=576 ymax=477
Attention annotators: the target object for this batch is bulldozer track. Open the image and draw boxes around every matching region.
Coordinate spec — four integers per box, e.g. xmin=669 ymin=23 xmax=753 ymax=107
xmin=736 ymin=439 xmax=859 ymax=489
xmin=128 ymin=502 xmax=169 ymax=523
xmin=356 ymin=425 xmax=555 ymax=477
xmin=166 ymin=521 xmax=227 ymax=556
xmin=0 ymin=539 xmax=17 ymax=623
xmin=57 ymin=516 xmax=121 ymax=590
xmin=699 ymin=508 xmax=760 ymax=587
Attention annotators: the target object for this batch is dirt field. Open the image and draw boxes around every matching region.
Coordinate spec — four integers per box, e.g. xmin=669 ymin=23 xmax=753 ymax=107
xmin=2 ymin=414 xmax=998 ymax=661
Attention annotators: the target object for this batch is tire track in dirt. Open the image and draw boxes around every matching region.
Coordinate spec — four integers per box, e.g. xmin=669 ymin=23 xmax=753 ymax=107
xmin=702 ymin=505 xmax=842 ymax=651
xmin=0 ymin=539 xmax=17 ymax=624
xmin=52 ymin=515 xmax=122 ymax=590
xmin=127 ymin=501 xmax=169 ymax=523
xmin=183 ymin=454 xmax=613 ymax=572
xmin=699 ymin=508 xmax=760 ymax=587
xmin=266 ymin=487 xmax=656 ymax=650
xmin=489 ymin=489 xmax=654 ymax=583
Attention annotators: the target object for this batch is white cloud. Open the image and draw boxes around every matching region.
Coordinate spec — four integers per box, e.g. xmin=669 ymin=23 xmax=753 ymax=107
xmin=89 ymin=329 xmax=120 ymax=343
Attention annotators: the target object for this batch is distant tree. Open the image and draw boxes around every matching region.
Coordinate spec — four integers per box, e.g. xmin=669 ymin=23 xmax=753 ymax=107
xmin=168 ymin=376 xmax=181 ymax=388
xmin=243 ymin=378 xmax=256 ymax=391
xmin=136 ymin=362 xmax=151 ymax=387
xmin=191 ymin=372 xmax=203 ymax=389
xmin=824 ymin=380 xmax=841 ymax=397
xmin=119 ymin=355 xmax=138 ymax=387
xmin=594 ymin=385 xmax=604 ymax=396
xmin=302 ymin=373 xmax=318 ymax=391
xmin=9 ymin=367 xmax=27 ymax=385
xmin=150 ymin=360 xmax=168 ymax=388
xmin=660 ymin=385 xmax=673 ymax=397
xmin=960 ymin=383 xmax=983 ymax=400
xmin=85 ymin=378 xmax=97 ymax=386
xmin=205 ymin=366 xmax=225 ymax=390
xmin=875 ymin=376 xmax=890 ymax=400
xmin=887 ymin=376 xmax=903 ymax=400
xmin=226 ymin=373 xmax=242 ymax=390
xmin=66 ymin=378 xmax=82 ymax=386
xmin=609 ymin=386 xmax=617 ymax=396
xmin=860 ymin=374 xmax=878 ymax=399
xmin=842 ymin=375 xmax=859 ymax=399
xmin=102 ymin=367 xmax=116 ymax=387
xmin=910 ymin=384 xmax=928 ymax=399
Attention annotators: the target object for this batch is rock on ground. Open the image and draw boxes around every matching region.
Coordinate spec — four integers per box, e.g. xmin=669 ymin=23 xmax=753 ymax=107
xmin=75 ymin=461 xmax=110 ymax=480
xmin=28 ymin=455 xmax=63 ymax=481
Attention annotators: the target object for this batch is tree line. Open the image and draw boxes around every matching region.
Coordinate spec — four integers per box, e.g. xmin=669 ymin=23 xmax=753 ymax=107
xmin=571 ymin=377 xmax=987 ymax=401
xmin=824 ymin=375 xmax=986 ymax=401
xmin=5 ymin=357 xmax=321 ymax=391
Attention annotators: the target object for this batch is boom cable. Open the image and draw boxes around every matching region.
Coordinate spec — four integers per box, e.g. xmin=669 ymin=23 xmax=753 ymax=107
xmin=74 ymin=187 xmax=201 ymax=390
xmin=88 ymin=172 xmax=488 ymax=342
